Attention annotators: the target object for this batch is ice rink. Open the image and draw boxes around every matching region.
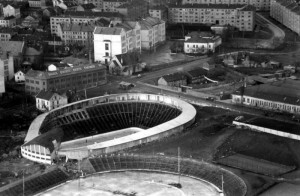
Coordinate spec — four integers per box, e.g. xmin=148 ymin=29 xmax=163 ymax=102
xmin=39 ymin=171 xmax=220 ymax=196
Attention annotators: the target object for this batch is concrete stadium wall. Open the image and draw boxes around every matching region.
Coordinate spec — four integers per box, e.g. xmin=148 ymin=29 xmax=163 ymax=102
xmin=22 ymin=93 xmax=196 ymax=163
xmin=233 ymin=121 xmax=300 ymax=140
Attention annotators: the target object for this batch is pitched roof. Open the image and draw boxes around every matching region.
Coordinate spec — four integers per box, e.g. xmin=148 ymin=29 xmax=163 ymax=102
xmin=57 ymin=11 xmax=123 ymax=18
xmin=161 ymin=72 xmax=187 ymax=82
xmin=232 ymin=79 xmax=300 ymax=106
xmin=36 ymin=90 xmax=58 ymax=100
xmin=79 ymin=3 xmax=96 ymax=10
xmin=186 ymin=68 xmax=207 ymax=77
xmin=94 ymin=26 xmax=123 ymax=35
xmin=139 ymin=17 xmax=164 ymax=30
xmin=0 ymin=41 xmax=24 ymax=56
xmin=60 ymin=23 xmax=97 ymax=32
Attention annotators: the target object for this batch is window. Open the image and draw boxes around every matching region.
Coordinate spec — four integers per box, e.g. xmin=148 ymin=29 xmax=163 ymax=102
xmin=105 ymin=52 xmax=109 ymax=56
xmin=105 ymin=43 xmax=109 ymax=50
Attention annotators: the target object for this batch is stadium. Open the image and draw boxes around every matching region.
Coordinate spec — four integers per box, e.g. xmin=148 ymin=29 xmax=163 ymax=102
xmin=21 ymin=93 xmax=197 ymax=164
xmin=14 ymin=93 xmax=247 ymax=196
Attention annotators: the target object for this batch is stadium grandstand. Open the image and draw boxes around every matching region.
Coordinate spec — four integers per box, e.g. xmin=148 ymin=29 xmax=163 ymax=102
xmin=21 ymin=93 xmax=196 ymax=164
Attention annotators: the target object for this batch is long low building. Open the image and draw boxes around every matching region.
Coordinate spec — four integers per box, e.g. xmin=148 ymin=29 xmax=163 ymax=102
xmin=232 ymin=79 xmax=300 ymax=114
xmin=21 ymin=93 xmax=196 ymax=164
xmin=168 ymin=4 xmax=256 ymax=31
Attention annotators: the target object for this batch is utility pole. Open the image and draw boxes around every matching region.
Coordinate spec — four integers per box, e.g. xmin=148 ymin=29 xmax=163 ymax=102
xmin=23 ymin=170 xmax=25 ymax=196
xmin=178 ymin=147 xmax=180 ymax=184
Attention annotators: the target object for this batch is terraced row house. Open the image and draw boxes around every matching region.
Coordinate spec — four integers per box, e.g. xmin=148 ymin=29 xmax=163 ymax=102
xmin=50 ymin=11 xmax=123 ymax=35
xmin=168 ymin=4 xmax=256 ymax=31
xmin=270 ymin=0 xmax=300 ymax=35
xmin=182 ymin=0 xmax=270 ymax=11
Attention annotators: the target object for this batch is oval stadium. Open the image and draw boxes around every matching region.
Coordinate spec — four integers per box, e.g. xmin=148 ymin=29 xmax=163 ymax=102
xmin=14 ymin=93 xmax=247 ymax=196
xmin=21 ymin=93 xmax=196 ymax=164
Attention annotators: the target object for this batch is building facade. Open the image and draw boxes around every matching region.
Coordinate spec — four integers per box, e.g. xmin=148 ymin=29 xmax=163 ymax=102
xmin=36 ymin=90 xmax=68 ymax=111
xmin=158 ymin=73 xmax=188 ymax=87
xmin=168 ymin=4 xmax=256 ymax=31
xmin=139 ymin=17 xmax=166 ymax=50
xmin=103 ymin=0 xmax=127 ymax=12
xmin=15 ymin=70 xmax=25 ymax=82
xmin=94 ymin=21 xmax=141 ymax=63
xmin=232 ymin=79 xmax=300 ymax=114
xmin=50 ymin=11 xmax=122 ymax=35
xmin=149 ymin=5 xmax=168 ymax=20
xmin=0 ymin=16 xmax=16 ymax=27
xmin=182 ymin=0 xmax=270 ymax=11
xmin=3 ymin=4 xmax=21 ymax=19
xmin=116 ymin=0 xmax=149 ymax=20
xmin=270 ymin=0 xmax=300 ymax=35
xmin=57 ymin=23 xmax=96 ymax=46
xmin=0 ymin=28 xmax=16 ymax=41
xmin=25 ymin=64 xmax=106 ymax=95
xmin=29 ymin=0 xmax=42 ymax=8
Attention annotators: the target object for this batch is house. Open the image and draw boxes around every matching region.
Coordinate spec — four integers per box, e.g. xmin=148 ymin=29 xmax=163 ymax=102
xmin=0 ymin=27 xmax=17 ymax=41
xmin=0 ymin=16 xmax=17 ymax=27
xmin=202 ymin=61 xmax=215 ymax=70
xmin=0 ymin=51 xmax=14 ymax=81
xmin=232 ymin=79 xmax=300 ymax=114
xmin=184 ymin=31 xmax=222 ymax=54
xmin=139 ymin=17 xmax=166 ymax=50
xmin=158 ymin=72 xmax=187 ymax=87
xmin=3 ymin=4 xmax=21 ymax=19
xmin=76 ymin=3 xmax=96 ymax=11
xmin=94 ymin=21 xmax=141 ymax=64
xmin=108 ymin=53 xmax=144 ymax=76
xmin=185 ymin=68 xmax=208 ymax=84
xmin=21 ymin=15 xmax=40 ymax=28
xmin=42 ymin=7 xmax=57 ymax=19
xmin=35 ymin=90 xmax=68 ymax=111
xmin=14 ymin=70 xmax=25 ymax=82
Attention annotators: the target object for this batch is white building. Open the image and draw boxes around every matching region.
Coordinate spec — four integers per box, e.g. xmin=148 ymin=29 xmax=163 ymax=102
xmin=182 ymin=0 xmax=270 ymax=11
xmin=0 ymin=16 xmax=16 ymax=27
xmin=36 ymin=90 xmax=68 ymax=111
xmin=139 ymin=17 xmax=166 ymax=50
xmin=232 ymin=79 xmax=300 ymax=114
xmin=3 ymin=4 xmax=21 ymax=19
xmin=94 ymin=21 xmax=141 ymax=64
xmin=184 ymin=32 xmax=222 ymax=53
xmin=14 ymin=70 xmax=25 ymax=82
xmin=149 ymin=5 xmax=167 ymax=20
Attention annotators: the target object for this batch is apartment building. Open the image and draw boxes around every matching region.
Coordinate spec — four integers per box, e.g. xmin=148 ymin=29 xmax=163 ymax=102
xmin=94 ymin=21 xmax=141 ymax=63
xmin=182 ymin=0 xmax=270 ymax=11
xmin=25 ymin=63 xmax=107 ymax=94
xmin=50 ymin=11 xmax=123 ymax=35
xmin=139 ymin=17 xmax=166 ymax=50
xmin=57 ymin=23 xmax=97 ymax=46
xmin=168 ymin=4 xmax=256 ymax=31
xmin=0 ymin=16 xmax=16 ymax=27
xmin=270 ymin=0 xmax=300 ymax=35
xmin=149 ymin=5 xmax=168 ymax=20
xmin=78 ymin=0 xmax=103 ymax=9
xmin=0 ymin=28 xmax=16 ymax=41
xmin=116 ymin=0 xmax=149 ymax=20
xmin=103 ymin=0 xmax=127 ymax=12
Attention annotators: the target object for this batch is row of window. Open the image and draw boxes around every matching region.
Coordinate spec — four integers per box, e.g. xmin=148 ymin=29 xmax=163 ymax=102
xmin=246 ymin=98 xmax=300 ymax=112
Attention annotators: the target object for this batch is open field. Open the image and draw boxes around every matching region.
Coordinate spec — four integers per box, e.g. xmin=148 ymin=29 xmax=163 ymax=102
xmin=40 ymin=171 xmax=220 ymax=196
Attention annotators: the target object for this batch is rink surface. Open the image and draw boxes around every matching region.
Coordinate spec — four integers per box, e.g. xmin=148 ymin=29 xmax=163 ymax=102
xmin=39 ymin=171 xmax=220 ymax=196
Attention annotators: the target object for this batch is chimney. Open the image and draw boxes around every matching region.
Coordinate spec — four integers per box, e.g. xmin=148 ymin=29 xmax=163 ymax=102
xmin=89 ymin=49 xmax=92 ymax=64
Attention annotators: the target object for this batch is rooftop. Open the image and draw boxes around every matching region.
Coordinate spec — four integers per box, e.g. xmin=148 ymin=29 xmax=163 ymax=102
xmin=186 ymin=68 xmax=207 ymax=77
xmin=232 ymin=79 xmax=300 ymax=106
xmin=139 ymin=17 xmax=164 ymax=30
xmin=36 ymin=90 xmax=64 ymax=100
xmin=161 ymin=72 xmax=187 ymax=82
xmin=0 ymin=41 xmax=24 ymax=56
xmin=78 ymin=3 xmax=96 ymax=10
xmin=54 ymin=11 xmax=123 ymax=19
xmin=169 ymin=4 xmax=256 ymax=11
xmin=60 ymin=22 xmax=98 ymax=32
xmin=25 ymin=63 xmax=106 ymax=80
xmin=94 ymin=26 xmax=123 ymax=35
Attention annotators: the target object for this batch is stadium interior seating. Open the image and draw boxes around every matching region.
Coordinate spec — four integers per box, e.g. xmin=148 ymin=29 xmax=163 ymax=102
xmin=40 ymin=102 xmax=182 ymax=142
xmin=85 ymin=154 xmax=246 ymax=196
xmin=1 ymin=169 xmax=69 ymax=196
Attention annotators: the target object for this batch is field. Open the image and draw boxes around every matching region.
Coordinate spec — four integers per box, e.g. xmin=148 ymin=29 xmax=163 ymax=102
xmin=40 ymin=171 xmax=220 ymax=196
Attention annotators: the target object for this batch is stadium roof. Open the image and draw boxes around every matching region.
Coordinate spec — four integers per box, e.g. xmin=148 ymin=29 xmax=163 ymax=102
xmin=232 ymin=79 xmax=300 ymax=106
xmin=26 ymin=63 xmax=105 ymax=80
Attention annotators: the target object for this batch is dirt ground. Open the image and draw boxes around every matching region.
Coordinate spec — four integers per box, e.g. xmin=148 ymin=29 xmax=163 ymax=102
xmin=40 ymin=171 xmax=220 ymax=196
